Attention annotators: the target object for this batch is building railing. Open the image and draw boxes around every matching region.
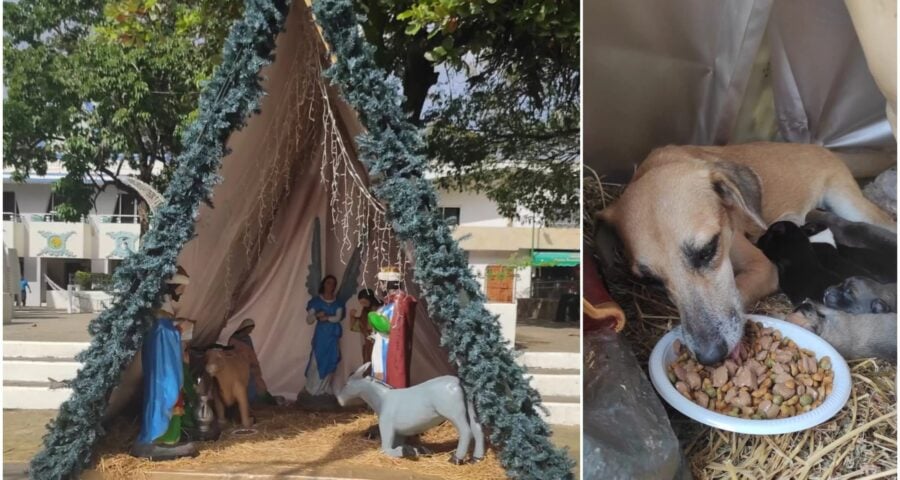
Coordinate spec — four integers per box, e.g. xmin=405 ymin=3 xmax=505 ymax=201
xmin=2 ymin=213 xmax=140 ymax=224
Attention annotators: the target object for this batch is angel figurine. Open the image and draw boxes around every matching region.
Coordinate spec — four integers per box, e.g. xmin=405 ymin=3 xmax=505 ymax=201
xmin=299 ymin=218 xmax=361 ymax=405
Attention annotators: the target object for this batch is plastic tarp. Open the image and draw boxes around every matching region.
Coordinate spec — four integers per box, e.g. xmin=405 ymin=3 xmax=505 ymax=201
xmin=584 ymin=0 xmax=896 ymax=182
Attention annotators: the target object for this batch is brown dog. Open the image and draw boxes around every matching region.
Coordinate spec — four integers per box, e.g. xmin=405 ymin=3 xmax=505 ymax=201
xmin=598 ymin=142 xmax=895 ymax=364
xmin=204 ymin=349 xmax=253 ymax=428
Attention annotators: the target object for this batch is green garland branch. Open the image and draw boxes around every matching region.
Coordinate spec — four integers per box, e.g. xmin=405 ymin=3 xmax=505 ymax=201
xmin=312 ymin=0 xmax=574 ymax=478
xmin=28 ymin=1 xmax=289 ymax=478
xmin=29 ymin=0 xmax=572 ymax=478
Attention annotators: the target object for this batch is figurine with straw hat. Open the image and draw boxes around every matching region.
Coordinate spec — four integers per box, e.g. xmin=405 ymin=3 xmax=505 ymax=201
xmin=131 ymin=266 xmax=199 ymax=460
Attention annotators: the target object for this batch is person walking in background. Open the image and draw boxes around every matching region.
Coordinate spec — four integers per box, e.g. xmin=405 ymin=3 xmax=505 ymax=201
xmin=19 ymin=278 xmax=31 ymax=307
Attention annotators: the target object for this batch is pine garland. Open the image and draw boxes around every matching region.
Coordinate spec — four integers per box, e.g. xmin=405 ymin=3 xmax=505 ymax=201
xmin=29 ymin=1 xmax=290 ymax=478
xmin=312 ymin=0 xmax=574 ymax=478
xmin=29 ymin=0 xmax=574 ymax=478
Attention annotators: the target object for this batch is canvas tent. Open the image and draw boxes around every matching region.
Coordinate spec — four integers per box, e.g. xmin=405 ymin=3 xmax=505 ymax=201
xmin=30 ymin=1 xmax=572 ymax=479
xmin=584 ymin=0 xmax=897 ymax=182
xmin=170 ymin=2 xmax=453 ymax=398
xmin=100 ymin=0 xmax=452 ymax=413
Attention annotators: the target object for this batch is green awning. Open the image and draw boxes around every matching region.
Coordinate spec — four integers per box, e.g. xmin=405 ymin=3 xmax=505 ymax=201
xmin=531 ymin=251 xmax=580 ymax=267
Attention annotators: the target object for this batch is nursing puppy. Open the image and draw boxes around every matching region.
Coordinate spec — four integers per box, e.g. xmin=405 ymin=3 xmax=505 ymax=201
xmin=785 ymin=301 xmax=897 ymax=363
xmin=598 ymin=142 xmax=895 ymax=364
xmin=803 ymin=214 xmax=897 ymax=283
xmin=756 ymin=221 xmax=845 ymax=305
xmin=824 ymin=276 xmax=897 ymax=314
xmin=805 ymin=210 xmax=896 ymax=250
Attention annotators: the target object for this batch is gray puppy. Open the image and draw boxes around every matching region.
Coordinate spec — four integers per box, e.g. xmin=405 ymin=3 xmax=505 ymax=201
xmin=785 ymin=301 xmax=896 ymax=363
xmin=824 ymin=276 xmax=896 ymax=314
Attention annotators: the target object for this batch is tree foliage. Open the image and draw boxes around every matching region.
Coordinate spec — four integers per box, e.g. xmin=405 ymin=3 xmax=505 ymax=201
xmin=355 ymin=0 xmax=580 ymax=223
xmin=3 ymin=0 xmax=243 ymax=221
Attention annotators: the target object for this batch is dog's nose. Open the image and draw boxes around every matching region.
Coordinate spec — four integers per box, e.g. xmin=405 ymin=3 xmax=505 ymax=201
xmin=822 ymin=287 xmax=839 ymax=305
xmin=695 ymin=339 xmax=728 ymax=365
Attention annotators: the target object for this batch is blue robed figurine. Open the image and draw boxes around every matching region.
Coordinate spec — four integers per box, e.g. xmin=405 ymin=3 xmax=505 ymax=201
xmin=298 ymin=217 xmax=361 ymax=405
xmin=304 ymin=275 xmax=345 ymax=396
xmin=131 ymin=266 xmax=199 ymax=460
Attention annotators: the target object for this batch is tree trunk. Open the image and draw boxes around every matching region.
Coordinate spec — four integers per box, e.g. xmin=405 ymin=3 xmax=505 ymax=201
xmin=403 ymin=45 xmax=439 ymax=123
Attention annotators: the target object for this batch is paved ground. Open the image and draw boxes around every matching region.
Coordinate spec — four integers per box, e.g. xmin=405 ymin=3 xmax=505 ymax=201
xmin=4 ymin=308 xmax=93 ymax=342
xmin=514 ymin=317 xmax=580 ymax=353
xmin=3 ymin=410 xmax=579 ymax=479
xmin=4 ymin=307 xmax=581 ymax=354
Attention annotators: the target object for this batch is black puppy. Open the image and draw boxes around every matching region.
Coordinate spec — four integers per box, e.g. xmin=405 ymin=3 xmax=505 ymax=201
xmin=757 ymin=221 xmax=844 ymax=305
xmin=801 ymin=235 xmax=885 ymax=283
xmin=804 ymin=210 xmax=897 ymax=283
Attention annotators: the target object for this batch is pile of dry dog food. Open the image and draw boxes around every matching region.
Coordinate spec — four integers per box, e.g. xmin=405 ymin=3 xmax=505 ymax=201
xmin=667 ymin=321 xmax=834 ymax=419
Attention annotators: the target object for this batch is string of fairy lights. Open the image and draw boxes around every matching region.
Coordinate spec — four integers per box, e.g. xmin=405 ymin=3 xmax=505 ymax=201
xmin=222 ymin=25 xmax=409 ymax=310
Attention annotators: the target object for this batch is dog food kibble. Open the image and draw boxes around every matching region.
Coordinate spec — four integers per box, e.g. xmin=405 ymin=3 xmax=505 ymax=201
xmin=667 ymin=321 xmax=834 ymax=419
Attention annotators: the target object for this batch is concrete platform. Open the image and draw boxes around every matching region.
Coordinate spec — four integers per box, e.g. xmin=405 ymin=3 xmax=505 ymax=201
xmin=3 ymin=308 xmax=93 ymax=342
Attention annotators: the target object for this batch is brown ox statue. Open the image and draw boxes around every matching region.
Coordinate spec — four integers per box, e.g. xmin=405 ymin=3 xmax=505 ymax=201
xmin=204 ymin=348 xmax=253 ymax=428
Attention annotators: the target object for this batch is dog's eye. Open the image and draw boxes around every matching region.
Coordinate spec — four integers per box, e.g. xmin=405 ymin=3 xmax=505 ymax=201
xmin=685 ymin=234 xmax=720 ymax=269
xmin=636 ymin=265 xmax=664 ymax=285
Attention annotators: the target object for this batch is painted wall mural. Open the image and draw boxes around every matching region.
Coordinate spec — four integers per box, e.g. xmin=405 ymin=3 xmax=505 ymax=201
xmin=107 ymin=231 xmax=138 ymax=258
xmin=37 ymin=231 xmax=77 ymax=257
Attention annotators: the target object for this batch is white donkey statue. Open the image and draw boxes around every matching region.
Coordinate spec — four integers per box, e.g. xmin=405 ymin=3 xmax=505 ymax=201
xmin=337 ymin=362 xmax=485 ymax=464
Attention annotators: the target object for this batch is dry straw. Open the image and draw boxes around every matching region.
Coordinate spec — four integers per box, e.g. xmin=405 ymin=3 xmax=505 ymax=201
xmin=583 ymin=170 xmax=897 ymax=480
xmin=95 ymin=407 xmax=505 ymax=480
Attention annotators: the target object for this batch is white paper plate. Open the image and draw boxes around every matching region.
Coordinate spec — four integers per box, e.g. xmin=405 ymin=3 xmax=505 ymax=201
xmin=648 ymin=315 xmax=851 ymax=435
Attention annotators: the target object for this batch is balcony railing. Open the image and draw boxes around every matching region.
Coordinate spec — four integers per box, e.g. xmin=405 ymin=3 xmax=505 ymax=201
xmin=3 ymin=213 xmax=140 ymax=224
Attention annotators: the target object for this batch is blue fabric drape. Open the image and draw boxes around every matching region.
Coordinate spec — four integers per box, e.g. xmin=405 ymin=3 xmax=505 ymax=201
xmin=136 ymin=317 xmax=183 ymax=445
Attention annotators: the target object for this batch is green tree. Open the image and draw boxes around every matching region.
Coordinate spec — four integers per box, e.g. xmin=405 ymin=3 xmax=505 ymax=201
xmin=3 ymin=0 xmax=243 ymax=223
xmin=356 ymin=0 xmax=580 ymax=223
xmin=6 ymin=0 xmax=578 ymax=224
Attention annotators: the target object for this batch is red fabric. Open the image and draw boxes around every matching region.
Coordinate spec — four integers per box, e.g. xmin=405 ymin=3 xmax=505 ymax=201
xmin=385 ymin=290 xmax=417 ymax=388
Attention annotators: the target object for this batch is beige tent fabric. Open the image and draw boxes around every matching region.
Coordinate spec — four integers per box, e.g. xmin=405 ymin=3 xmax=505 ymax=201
xmin=845 ymin=0 xmax=898 ymax=136
xmin=169 ymin=2 xmax=451 ymax=398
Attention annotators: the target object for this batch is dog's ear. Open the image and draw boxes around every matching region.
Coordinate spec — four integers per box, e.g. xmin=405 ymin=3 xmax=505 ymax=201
xmin=710 ymin=162 xmax=766 ymax=232
xmin=351 ymin=362 xmax=371 ymax=380
xmin=592 ymin=207 xmax=622 ymax=275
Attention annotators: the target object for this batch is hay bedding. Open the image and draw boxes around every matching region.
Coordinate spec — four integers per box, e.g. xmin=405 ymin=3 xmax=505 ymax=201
xmin=584 ymin=171 xmax=898 ymax=480
xmin=95 ymin=406 xmax=505 ymax=480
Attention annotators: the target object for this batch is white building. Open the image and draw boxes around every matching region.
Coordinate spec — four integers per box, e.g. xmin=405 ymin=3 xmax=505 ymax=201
xmin=438 ymin=188 xmax=580 ymax=342
xmin=3 ymin=165 xmax=579 ymax=338
xmin=3 ymin=163 xmax=142 ymax=310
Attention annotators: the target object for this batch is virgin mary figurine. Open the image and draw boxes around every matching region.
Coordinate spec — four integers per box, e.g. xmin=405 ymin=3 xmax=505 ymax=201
xmin=304 ymin=275 xmax=345 ymax=397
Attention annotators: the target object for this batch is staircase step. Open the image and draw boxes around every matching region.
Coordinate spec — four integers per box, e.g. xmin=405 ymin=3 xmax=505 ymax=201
xmin=528 ymin=370 xmax=580 ymax=398
xmin=3 ymin=341 xmax=89 ymax=359
xmin=3 ymin=359 xmax=81 ymax=383
xmin=538 ymin=395 xmax=580 ymax=426
xmin=517 ymin=351 xmax=579 ymax=370
xmin=524 ymin=367 xmax=579 ymax=375
xmin=3 ymin=381 xmax=72 ymax=409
